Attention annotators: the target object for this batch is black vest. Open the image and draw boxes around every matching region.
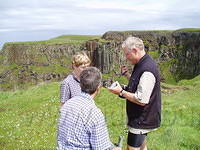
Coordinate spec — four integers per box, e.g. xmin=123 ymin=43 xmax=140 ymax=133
xmin=126 ymin=54 xmax=161 ymax=129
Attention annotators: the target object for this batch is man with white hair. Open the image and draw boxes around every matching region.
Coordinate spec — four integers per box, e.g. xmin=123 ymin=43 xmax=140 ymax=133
xmin=109 ymin=37 xmax=161 ymax=150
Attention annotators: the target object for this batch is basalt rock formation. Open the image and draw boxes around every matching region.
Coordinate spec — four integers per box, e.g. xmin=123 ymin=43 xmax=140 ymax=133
xmin=0 ymin=29 xmax=200 ymax=91
xmin=100 ymin=30 xmax=200 ymax=81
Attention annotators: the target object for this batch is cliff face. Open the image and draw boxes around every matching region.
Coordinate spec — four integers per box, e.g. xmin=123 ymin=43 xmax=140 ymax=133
xmin=101 ymin=30 xmax=200 ymax=81
xmin=0 ymin=43 xmax=84 ymax=90
xmin=1 ymin=43 xmax=83 ymax=65
xmin=0 ymin=30 xmax=200 ymax=91
xmin=171 ymin=31 xmax=200 ymax=79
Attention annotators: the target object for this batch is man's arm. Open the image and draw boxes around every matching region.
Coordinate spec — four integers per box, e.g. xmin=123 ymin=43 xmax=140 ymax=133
xmin=109 ymin=72 xmax=156 ymax=107
xmin=60 ymin=82 xmax=70 ymax=106
xmin=89 ymin=109 xmax=121 ymax=150
xmin=120 ymin=90 xmax=146 ymax=106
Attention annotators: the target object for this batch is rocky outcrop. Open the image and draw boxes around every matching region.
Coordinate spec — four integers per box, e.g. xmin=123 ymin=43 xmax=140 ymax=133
xmin=1 ymin=43 xmax=84 ymax=66
xmin=85 ymin=40 xmax=124 ymax=73
xmin=102 ymin=30 xmax=200 ymax=80
xmin=0 ymin=30 xmax=200 ymax=91
xmin=171 ymin=31 xmax=200 ymax=79
xmin=0 ymin=43 xmax=85 ymax=91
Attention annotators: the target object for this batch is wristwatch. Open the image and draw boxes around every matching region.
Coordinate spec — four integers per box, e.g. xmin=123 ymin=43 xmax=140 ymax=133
xmin=119 ymin=89 xmax=124 ymax=97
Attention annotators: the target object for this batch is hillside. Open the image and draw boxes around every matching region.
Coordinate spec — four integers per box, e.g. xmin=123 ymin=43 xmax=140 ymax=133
xmin=0 ymin=29 xmax=200 ymax=91
xmin=0 ymin=76 xmax=199 ymax=149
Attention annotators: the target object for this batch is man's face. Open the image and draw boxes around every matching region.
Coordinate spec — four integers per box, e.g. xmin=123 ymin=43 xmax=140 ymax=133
xmin=123 ymin=47 xmax=137 ymax=64
xmin=74 ymin=63 xmax=90 ymax=77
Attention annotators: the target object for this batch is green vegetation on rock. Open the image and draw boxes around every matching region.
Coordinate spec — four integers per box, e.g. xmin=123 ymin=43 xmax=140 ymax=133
xmin=29 ymin=65 xmax=71 ymax=74
xmin=159 ymin=59 xmax=177 ymax=84
xmin=148 ymin=50 xmax=160 ymax=60
xmin=4 ymin=35 xmax=101 ymax=45
xmin=176 ymin=28 xmax=200 ymax=31
xmin=178 ymin=75 xmax=200 ymax=86
xmin=50 ymin=35 xmax=100 ymax=41
xmin=109 ymin=30 xmax=174 ymax=33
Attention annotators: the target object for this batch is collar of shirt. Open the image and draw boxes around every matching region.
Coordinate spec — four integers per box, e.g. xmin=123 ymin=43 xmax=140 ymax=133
xmin=71 ymin=73 xmax=80 ymax=83
xmin=79 ymin=92 xmax=95 ymax=105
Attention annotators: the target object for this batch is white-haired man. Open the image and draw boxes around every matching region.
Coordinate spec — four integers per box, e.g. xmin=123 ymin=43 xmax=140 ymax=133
xmin=109 ymin=37 xmax=161 ymax=150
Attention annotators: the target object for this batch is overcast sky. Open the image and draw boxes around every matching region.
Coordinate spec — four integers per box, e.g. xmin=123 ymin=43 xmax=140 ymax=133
xmin=0 ymin=0 xmax=200 ymax=48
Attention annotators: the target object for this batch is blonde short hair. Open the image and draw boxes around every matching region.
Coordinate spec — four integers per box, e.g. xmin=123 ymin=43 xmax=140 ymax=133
xmin=122 ymin=36 xmax=144 ymax=51
xmin=72 ymin=51 xmax=91 ymax=67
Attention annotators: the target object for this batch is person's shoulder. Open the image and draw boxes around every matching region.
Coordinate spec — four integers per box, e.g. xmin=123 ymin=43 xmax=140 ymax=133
xmin=90 ymin=106 xmax=104 ymax=120
xmin=142 ymin=72 xmax=155 ymax=78
xmin=61 ymin=95 xmax=82 ymax=109
xmin=75 ymin=95 xmax=99 ymax=113
xmin=62 ymin=74 xmax=73 ymax=83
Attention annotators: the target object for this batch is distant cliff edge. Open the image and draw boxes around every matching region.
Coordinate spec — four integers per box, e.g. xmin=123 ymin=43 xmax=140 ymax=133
xmin=0 ymin=29 xmax=200 ymax=91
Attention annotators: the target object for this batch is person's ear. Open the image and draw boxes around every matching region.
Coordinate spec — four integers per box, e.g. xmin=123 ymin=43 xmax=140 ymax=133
xmin=132 ymin=48 xmax=138 ymax=54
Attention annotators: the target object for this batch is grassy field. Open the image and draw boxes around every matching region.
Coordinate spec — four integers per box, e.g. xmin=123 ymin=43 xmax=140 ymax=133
xmin=0 ymin=76 xmax=200 ymax=149
xmin=176 ymin=28 xmax=200 ymax=31
xmin=4 ymin=35 xmax=101 ymax=45
xmin=108 ymin=30 xmax=174 ymax=33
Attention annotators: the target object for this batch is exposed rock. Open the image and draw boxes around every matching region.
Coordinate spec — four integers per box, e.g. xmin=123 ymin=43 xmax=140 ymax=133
xmin=101 ymin=30 xmax=200 ymax=80
xmin=0 ymin=30 xmax=200 ymax=91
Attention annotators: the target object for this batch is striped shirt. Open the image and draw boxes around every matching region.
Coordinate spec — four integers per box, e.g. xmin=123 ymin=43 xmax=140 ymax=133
xmin=60 ymin=74 xmax=81 ymax=103
xmin=57 ymin=93 xmax=114 ymax=150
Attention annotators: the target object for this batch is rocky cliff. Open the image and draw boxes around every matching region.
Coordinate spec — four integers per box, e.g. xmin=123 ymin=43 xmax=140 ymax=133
xmin=0 ymin=30 xmax=200 ymax=91
xmin=101 ymin=30 xmax=200 ymax=81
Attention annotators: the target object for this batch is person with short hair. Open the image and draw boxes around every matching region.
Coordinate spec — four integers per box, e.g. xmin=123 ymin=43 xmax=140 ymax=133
xmin=108 ymin=37 xmax=161 ymax=150
xmin=57 ymin=67 xmax=121 ymax=150
xmin=60 ymin=51 xmax=91 ymax=106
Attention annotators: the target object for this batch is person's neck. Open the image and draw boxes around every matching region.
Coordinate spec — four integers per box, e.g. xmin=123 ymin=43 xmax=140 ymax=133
xmin=90 ymin=87 xmax=100 ymax=99
xmin=136 ymin=51 xmax=146 ymax=64
xmin=72 ymin=71 xmax=80 ymax=81
xmin=90 ymin=91 xmax=97 ymax=99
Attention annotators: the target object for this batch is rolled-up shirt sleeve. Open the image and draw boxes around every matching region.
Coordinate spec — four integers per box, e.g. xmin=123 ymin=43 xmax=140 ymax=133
xmin=134 ymin=72 xmax=156 ymax=104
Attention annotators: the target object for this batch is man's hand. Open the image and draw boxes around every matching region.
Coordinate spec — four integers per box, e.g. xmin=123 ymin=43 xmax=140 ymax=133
xmin=121 ymin=66 xmax=128 ymax=76
xmin=121 ymin=66 xmax=131 ymax=79
xmin=108 ymin=81 xmax=122 ymax=95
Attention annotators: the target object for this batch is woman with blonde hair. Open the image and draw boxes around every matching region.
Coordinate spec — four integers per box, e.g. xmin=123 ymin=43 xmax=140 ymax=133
xmin=60 ymin=51 xmax=91 ymax=106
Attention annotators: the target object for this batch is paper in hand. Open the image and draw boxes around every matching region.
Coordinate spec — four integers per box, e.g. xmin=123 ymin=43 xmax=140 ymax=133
xmin=108 ymin=81 xmax=120 ymax=89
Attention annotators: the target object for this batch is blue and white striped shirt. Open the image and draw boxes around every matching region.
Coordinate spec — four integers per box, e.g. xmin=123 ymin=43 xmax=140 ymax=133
xmin=57 ymin=93 xmax=114 ymax=150
xmin=60 ymin=74 xmax=81 ymax=103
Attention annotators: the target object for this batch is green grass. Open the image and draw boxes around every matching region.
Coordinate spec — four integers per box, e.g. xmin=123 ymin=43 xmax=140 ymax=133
xmin=0 ymin=77 xmax=200 ymax=149
xmin=176 ymin=28 xmax=200 ymax=31
xmin=0 ymin=64 xmax=72 ymax=91
xmin=50 ymin=35 xmax=100 ymax=41
xmin=0 ymin=83 xmax=59 ymax=149
xmin=150 ymin=79 xmax=200 ymax=150
xmin=4 ymin=35 xmax=101 ymax=46
xmin=107 ymin=29 xmax=200 ymax=33
xmin=148 ymin=50 xmax=160 ymax=60
xmin=178 ymin=76 xmax=200 ymax=86
xmin=0 ymin=64 xmax=19 ymax=73
xmin=29 ymin=64 xmax=71 ymax=74
xmin=159 ymin=59 xmax=177 ymax=84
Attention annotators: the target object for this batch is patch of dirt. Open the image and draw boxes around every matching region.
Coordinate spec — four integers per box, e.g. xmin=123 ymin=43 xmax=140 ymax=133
xmin=161 ymin=85 xmax=189 ymax=94
xmin=0 ymin=141 xmax=6 ymax=147
xmin=0 ymin=108 xmax=6 ymax=112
